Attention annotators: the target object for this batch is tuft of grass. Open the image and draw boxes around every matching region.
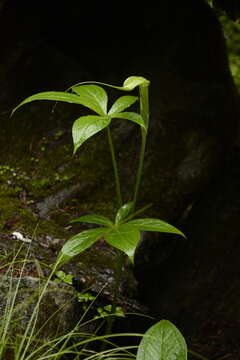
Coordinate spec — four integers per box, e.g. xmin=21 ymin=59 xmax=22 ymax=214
xmin=0 ymin=237 xmax=141 ymax=360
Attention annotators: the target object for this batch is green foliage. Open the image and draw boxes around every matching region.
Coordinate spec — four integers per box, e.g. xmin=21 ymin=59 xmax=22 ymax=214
xmin=206 ymin=0 xmax=213 ymax=7
xmin=13 ymin=77 xmax=185 ymax=267
xmin=56 ymin=202 xmax=185 ymax=267
xmin=70 ymin=214 xmax=114 ymax=227
xmin=54 ymin=270 xmax=73 ymax=285
xmin=137 ymin=320 xmax=187 ymax=360
xmin=115 ymin=201 xmax=134 ymax=225
xmin=205 ymin=1 xmax=240 ymax=88
xmin=0 ymin=249 xmax=137 ymax=360
xmin=72 ymin=114 xmax=111 ymax=153
xmin=220 ymin=15 xmax=240 ymax=89
xmin=13 ymin=75 xmax=187 ymax=359
xmin=95 ymin=304 xmax=125 ymax=319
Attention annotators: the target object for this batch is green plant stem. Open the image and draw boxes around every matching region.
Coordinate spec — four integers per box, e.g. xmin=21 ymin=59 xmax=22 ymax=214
xmin=106 ymin=126 xmax=122 ymax=208
xmin=111 ymin=251 xmax=125 ymax=314
xmin=124 ymin=203 xmax=152 ymax=223
xmin=133 ymin=131 xmax=146 ymax=211
xmin=105 ymin=81 xmax=149 ymax=343
xmin=132 ymin=84 xmax=149 ymax=210
xmin=103 ymin=127 xmax=124 ymax=344
xmin=103 ymin=251 xmax=125 ymax=349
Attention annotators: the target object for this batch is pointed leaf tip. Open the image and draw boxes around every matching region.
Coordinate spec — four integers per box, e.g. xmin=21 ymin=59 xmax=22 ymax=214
xmin=112 ymin=112 xmax=146 ymax=131
xmin=105 ymin=223 xmax=140 ymax=263
xmin=108 ymin=95 xmax=138 ymax=115
xmin=12 ymin=91 xmax=92 ymax=115
xmin=126 ymin=218 xmax=186 ymax=238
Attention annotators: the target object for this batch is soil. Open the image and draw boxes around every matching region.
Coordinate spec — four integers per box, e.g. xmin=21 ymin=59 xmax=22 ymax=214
xmin=190 ymin=319 xmax=240 ymax=360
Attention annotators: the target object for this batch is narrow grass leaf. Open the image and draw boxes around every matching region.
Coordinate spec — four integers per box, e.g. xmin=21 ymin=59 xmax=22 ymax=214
xmin=137 ymin=320 xmax=187 ymax=360
xmin=105 ymin=224 xmax=140 ymax=263
xmin=108 ymin=96 xmax=138 ymax=115
xmin=72 ymin=115 xmax=111 ymax=153
xmin=70 ymin=214 xmax=113 ymax=227
xmin=71 ymin=84 xmax=108 ymax=115
xmin=125 ymin=218 xmax=186 ymax=238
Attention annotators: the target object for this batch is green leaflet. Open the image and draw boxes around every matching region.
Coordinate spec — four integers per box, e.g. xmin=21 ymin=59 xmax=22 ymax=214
xmin=11 ymin=91 xmax=99 ymax=116
xmin=56 ymin=227 xmax=107 ymax=267
xmin=55 ymin=270 xmax=73 ymax=285
xmin=115 ymin=202 xmax=134 ymax=225
xmin=126 ymin=218 xmax=186 ymax=238
xmin=72 ymin=115 xmax=111 ymax=154
xmin=104 ymin=214 xmax=185 ymax=263
xmin=72 ymin=111 xmax=145 ymax=154
xmin=70 ymin=214 xmax=113 ymax=227
xmin=112 ymin=112 xmax=146 ymax=131
xmin=108 ymin=95 xmax=138 ymax=114
xmin=105 ymin=223 xmax=140 ymax=263
xmin=136 ymin=320 xmax=187 ymax=360
xmin=71 ymin=84 xmax=108 ymax=115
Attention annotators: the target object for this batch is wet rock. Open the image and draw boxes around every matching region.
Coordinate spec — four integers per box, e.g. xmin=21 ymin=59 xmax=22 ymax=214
xmin=62 ymin=241 xmax=146 ymax=313
xmin=0 ymin=275 xmax=78 ymax=338
xmin=0 ymin=233 xmax=145 ymax=315
xmin=35 ymin=182 xmax=93 ymax=218
xmin=135 ymin=149 xmax=240 ymax=331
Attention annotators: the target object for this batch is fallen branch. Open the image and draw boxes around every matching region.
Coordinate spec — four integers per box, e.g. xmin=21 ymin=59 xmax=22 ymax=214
xmin=35 ymin=182 xmax=92 ymax=218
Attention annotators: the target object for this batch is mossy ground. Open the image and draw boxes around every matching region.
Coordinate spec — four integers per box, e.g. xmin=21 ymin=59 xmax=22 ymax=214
xmin=0 ymin=108 xmax=118 ymax=252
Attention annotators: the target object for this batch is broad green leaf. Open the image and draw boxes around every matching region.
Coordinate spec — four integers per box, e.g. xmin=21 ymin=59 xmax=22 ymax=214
xmin=70 ymin=214 xmax=113 ymax=227
xmin=56 ymin=227 xmax=107 ymax=267
xmin=112 ymin=112 xmax=146 ymax=131
xmin=108 ymin=95 xmax=138 ymax=115
xmin=137 ymin=320 xmax=187 ymax=360
xmin=115 ymin=202 xmax=134 ymax=225
xmin=11 ymin=91 xmax=94 ymax=115
xmin=126 ymin=218 xmax=186 ymax=238
xmin=72 ymin=115 xmax=111 ymax=153
xmin=104 ymin=224 xmax=140 ymax=263
xmin=71 ymin=84 xmax=108 ymax=115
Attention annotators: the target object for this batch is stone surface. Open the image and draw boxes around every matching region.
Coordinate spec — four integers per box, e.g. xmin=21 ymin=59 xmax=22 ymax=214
xmin=0 ymin=275 xmax=78 ymax=337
